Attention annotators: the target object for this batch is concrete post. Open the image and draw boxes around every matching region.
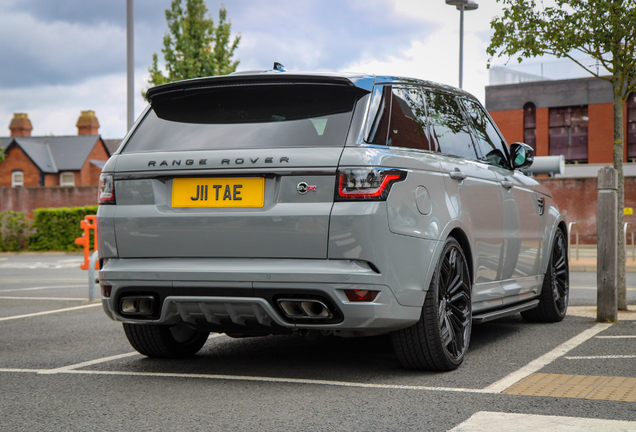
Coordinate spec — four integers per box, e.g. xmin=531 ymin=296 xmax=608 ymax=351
xmin=597 ymin=166 xmax=618 ymax=322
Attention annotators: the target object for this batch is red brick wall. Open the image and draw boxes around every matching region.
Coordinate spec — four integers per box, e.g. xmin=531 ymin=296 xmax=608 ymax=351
xmin=0 ymin=186 xmax=98 ymax=214
xmin=79 ymin=139 xmax=109 ymax=186
xmin=489 ymin=109 xmax=523 ymax=145
xmin=588 ymin=103 xmax=614 ymax=164
xmin=0 ymin=146 xmax=41 ymax=187
xmin=535 ymin=107 xmax=550 ymax=157
xmin=538 ymin=176 xmax=636 ymax=244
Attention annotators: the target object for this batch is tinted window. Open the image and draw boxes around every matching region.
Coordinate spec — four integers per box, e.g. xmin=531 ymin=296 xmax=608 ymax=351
xmin=366 ymin=85 xmax=392 ymax=145
xmin=123 ymin=84 xmax=360 ymax=153
xmin=462 ymin=99 xmax=510 ymax=169
xmin=424 ymin=91 xmax=477 ymax=159
xmin=388 ymin=86 xmax=435 ymax=151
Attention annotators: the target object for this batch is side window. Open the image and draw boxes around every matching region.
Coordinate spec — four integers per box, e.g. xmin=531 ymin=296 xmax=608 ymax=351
xmin=365 ymin=85 xmax=392 ymax=145
xmin=388 ymin=86 xmax=434 ymax=151
xmin=423 ymin=91 xmax=477 ymax=159
xmin=462 ymin=99 xmax=510 ymax=169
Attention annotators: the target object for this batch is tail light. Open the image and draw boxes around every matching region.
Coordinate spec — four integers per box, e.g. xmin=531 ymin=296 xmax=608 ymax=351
xmin=98 ymin=174 xmax=115 ymax=205
xmin=335 ymin=168 xmax=406 ymax=201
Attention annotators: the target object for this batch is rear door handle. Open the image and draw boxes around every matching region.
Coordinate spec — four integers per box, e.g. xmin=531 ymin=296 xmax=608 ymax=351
xmin=500 ymin=180 xmax=513 ymax=189
xmin=449 ymin=170 xmax=467 ymax=181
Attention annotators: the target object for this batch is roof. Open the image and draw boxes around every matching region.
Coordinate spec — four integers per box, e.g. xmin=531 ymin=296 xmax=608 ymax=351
xmin=0 ymin=135 xmax=105 ymax=173
xmin=102 ymin=139 xmax=122 ymax=155
xmin=146 ymin=71 xmax=475 ymax=102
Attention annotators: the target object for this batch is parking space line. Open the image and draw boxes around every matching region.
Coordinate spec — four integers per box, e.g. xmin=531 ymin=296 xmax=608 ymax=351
xmin=0 ymin=284 xmax=85 ymax=293
xmin=482 ymin=323 xmax=612 ymax=393
xmin=0 ymin=303 xmax=100 ymax=321
xmin=39 ymin=352 xmax=140 ymax=374
xmin=565 ymin=355 xmax=636 ymax=360
xmin=596 ymin=335 xmax=636 ymax=339
xmin=450 ymin=411 xmax=636 ymax=431
xmin=0 ymin=296 xmax=87 ymax=301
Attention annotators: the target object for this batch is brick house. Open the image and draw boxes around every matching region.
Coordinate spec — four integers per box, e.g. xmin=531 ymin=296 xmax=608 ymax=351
xmin=0 ymin=111 xmax=111 ymax=188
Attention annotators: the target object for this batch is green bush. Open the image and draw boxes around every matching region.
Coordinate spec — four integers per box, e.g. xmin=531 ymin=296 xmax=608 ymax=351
xmin=0 ymin=211 xmax=29 ymax=251
xmin=28 ymin=206 xmax=98 ymax=251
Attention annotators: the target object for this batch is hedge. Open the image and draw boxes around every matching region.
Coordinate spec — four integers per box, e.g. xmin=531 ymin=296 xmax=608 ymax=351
xmin=28 ymin=206 xmax=98 ymax=251
xmin=0 ymin=211 xmax=29 ymax=251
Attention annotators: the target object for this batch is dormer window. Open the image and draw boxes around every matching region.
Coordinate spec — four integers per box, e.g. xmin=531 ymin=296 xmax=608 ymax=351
xmin=60 ymin=172 xmax=75 ymax=187
xmin=11 ymin=170 xmax=23 ymax=187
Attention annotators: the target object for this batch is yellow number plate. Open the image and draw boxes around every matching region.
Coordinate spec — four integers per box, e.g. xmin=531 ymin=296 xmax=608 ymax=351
xmin=172 ymin=178 xmax=264 ymax=208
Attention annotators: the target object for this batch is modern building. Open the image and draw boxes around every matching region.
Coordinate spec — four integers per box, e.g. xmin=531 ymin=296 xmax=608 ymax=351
xmin=486 ymin=76 xmax=636 ymax=167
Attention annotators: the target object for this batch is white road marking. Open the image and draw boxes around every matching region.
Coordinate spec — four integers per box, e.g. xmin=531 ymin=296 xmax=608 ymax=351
xmin=482 ymin=323 xmax=612 ymax=393
xmin=0 ymin=303 xmax=101 ymax=321
xmin=449 ymin=411 xmax=636 ymax=432
xmin=0 ymin=260 xmax=83 ymax=269
xmin=39 ymin=352 xmax=140 ymax=374
xmin=596 ymin=335 xmax=636 ymax=339
xmin=0 ymin=284 xmax=85 ymax=293
xmin=0 ymin=296 xmax=87 ymax=301
xmin=570 ymin=286 xmax=636 ymax=291
xmin=565 ymin=355 xmax=636 ymax=360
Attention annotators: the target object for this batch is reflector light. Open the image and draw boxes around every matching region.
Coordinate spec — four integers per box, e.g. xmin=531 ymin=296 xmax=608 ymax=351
xmin=344 ymin=289 xmax=379 ymax=302
xmin=335 ymin=168 xmax=406 ymax=201
xmin=98 ymin=174 xmax=115 ymax=205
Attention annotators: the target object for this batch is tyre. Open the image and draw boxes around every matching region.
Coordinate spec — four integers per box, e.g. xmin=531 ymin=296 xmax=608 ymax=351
xmin=521 ymin=228 xmax=569 ymax=322
xmin=123 ymin=323 xmax=210 ymax=358
xmin=392 ymin=237 xmax=472 ymax=371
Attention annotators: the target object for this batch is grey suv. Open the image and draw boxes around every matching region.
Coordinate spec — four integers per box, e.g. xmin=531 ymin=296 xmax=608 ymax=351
xmin=97 ymin=70 xmax=569 ymax=371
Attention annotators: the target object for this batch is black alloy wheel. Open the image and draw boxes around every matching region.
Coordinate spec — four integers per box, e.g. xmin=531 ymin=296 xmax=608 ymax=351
xmin=522 ymin=229 xmax=569 ymax=322
xmin=392 ymin=237 xmax=472 ymax=371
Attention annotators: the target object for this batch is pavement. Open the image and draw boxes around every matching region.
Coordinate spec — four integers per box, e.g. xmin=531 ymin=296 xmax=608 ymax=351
xmin=569 ymin=244 xmax=636 ymax=272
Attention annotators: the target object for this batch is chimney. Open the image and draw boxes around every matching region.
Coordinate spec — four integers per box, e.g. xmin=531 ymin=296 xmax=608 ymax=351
xmin=76 ymin=110 xmax=100 ymax=135
xmin=9 ymin=113 xmax=33 ymax=137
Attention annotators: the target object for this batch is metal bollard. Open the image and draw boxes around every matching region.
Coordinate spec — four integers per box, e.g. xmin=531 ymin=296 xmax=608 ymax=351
xmin=597 ymin=166 xmax=618 ymax=322
xmin=88 ymin=250 xmax=99 ymax=302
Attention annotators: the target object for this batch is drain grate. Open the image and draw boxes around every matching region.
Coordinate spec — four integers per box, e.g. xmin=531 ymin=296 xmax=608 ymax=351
xmin=503 ymin=373 xmax=636 ymax=402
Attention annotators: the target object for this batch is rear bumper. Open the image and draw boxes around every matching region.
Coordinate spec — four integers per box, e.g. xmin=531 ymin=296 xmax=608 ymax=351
xmin=100 ymin=257 xmax=422 ymax=335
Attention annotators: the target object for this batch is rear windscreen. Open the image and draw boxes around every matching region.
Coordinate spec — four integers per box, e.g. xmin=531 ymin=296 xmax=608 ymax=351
xmin=122 ymin=83 xmax=362 ymax=153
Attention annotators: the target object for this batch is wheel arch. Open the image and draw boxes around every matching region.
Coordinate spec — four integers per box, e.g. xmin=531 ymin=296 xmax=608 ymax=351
xmin=448 ymin=228 xmax=474 ymax=286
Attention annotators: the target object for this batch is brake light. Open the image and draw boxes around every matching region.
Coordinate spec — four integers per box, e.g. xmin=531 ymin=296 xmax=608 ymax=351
xmin=344 ymin=289 xmax=379 ymax=302
xmin=335 ymin=168 xmax=406 ymax=201
xmin=98 ymin=174 xmax=115 ymax=205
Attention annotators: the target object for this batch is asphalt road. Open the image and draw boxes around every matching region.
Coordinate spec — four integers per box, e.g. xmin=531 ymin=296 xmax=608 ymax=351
xmin=1 ymin=254 xmax=635 ymax=431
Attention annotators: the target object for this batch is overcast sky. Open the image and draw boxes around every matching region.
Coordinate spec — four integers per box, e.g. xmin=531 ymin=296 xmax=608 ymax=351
xmin=0 ymin=0 xmax=549 ymax=139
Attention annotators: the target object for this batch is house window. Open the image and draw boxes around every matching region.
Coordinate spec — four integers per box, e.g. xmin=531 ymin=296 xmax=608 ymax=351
xmin=11 ymin=171 xmax=24 ymax=187
xmin=628 ymin=93 xmax=636 ymax=161
xmin=60 ymin=172 xmax=75 ymax=187
xmin=523 ymin=102 xmax=536 ymax=151
xmin=549 ymin=105 xmax=588 ymax=162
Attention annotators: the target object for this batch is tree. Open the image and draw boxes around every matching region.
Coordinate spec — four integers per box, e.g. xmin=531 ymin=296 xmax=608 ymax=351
xmin=146 ymin=0 xmax=240 ymax=90
xmin=488 ymin=0 xmax=636 ymax=310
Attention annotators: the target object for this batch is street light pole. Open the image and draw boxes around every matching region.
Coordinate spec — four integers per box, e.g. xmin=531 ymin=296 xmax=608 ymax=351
xmin=127 ymin=0 xmax=134 ymax=131
xmin=446 ymin=0 xmax=478 ymax=89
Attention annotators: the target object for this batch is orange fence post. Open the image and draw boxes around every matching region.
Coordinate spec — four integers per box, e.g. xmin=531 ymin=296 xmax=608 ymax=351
xmin=74 ymin=215 xmax=98 ymax=270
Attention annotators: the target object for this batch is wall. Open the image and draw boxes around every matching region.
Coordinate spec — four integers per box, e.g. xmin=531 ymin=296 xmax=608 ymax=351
xmin=538 ymin=176 xmax=636 ymax=244
xmin=0 ymin=186 xmax=98 ymax=214
xmin=0 ymin=146 xmax=41 ymax=187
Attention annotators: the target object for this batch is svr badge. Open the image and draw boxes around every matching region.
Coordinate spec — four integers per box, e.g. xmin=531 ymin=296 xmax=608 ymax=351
xmin=297 ymin=182 xmax=317 ymax=194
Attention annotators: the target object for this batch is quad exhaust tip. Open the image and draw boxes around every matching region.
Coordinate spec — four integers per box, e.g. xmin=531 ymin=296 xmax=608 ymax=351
xmin=120 ymin=296 xmax=155 ymax=316
xmin=277 ymin=299 xmax=333 ymax=319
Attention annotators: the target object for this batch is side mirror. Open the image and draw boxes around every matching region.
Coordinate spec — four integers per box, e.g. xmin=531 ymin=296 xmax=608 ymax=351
xmin=510 ymin=142 xmax=535 ymax=170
